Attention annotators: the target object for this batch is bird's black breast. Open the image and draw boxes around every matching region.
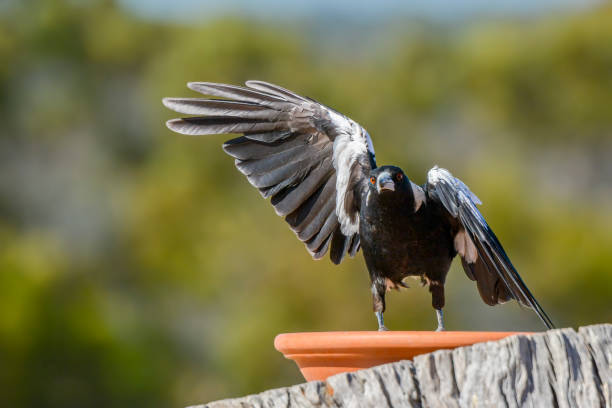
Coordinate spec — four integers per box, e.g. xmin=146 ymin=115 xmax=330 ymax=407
xmin=359 ymin=188 xmax=456 ymax=284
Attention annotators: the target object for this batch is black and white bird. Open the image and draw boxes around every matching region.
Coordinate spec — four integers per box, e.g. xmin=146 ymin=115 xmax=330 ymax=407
xmin=163 ymin=81 xmax=554 ymax=331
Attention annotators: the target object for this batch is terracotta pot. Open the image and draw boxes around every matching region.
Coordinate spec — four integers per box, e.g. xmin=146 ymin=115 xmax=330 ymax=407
xmin=275 ymin=331 xmax=528 ymax=382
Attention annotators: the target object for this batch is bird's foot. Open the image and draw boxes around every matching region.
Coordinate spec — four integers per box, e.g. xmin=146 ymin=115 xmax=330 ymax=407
xmin=378 ymin=325 xmax=389 ymax=332
xmin=435 ymin=325 xmax=445 ymax=332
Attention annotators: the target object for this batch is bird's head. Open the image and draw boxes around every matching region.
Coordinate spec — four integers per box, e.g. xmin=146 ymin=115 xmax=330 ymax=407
xmin=368 ymin=165 xmax=426 ymax=212
xmin=369 ymin=166 xmax=409 ymax=195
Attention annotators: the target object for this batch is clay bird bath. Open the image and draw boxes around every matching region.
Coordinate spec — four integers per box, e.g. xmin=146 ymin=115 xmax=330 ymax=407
xmin=274 ymin=331 xmax=527 ymax=381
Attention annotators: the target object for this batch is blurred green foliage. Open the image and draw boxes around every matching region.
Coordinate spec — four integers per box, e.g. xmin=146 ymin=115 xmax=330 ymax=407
xmin=1 ymin=0 xmax=611 ymax=406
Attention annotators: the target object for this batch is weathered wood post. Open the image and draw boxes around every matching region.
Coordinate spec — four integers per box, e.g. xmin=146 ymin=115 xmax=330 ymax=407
xmin=193 ymin=324 xmax=611 ymax=407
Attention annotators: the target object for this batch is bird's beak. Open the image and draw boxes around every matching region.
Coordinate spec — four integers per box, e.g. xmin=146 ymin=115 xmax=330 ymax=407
xmin=377 ymin=173 xmax=395 ymax=193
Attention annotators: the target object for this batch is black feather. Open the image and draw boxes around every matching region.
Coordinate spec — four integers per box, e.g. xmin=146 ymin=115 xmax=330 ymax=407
xmin=285 ymin=179 xmax=328 ymax=229
xmin=166 ymin=116 xmax=288 ymax=136
xmin=273 ymin=159 xmax=333 ymax=216
xmin=162 ymin=98 xmax=276 ymax=118
xmin=235 ymin=144 xmax=312 ymax=175
xmin=295 ymin=189 xmax=336 ymax=241
xmin=348 ymin=235 xmax=360 ymax=257
xmin=330 ymin=225 xmax=351 ymax=265
xmin=246 ymin=80 xmax=310 ymax=103
xmin=222 ymin=134 xmax=309 ymax=160
xmin=188 ymin=82 xmax=286 ymax=104
xmin=312 ymin=232 xmax=333 ymax=260
xmin=287 ymin=174 xmax=336 ymax=234
xmin=306 ymin=212 xmax=338 ymax=252
xmin=258 ymin=178 xmax=297 ymax=199
xmin=244 ymin=158 xmax=311 ymax=189
xmin=244 ymin=131 xmax=293 ymax=143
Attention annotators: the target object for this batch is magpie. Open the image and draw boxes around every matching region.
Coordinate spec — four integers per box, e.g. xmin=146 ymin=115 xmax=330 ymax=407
xmin=163 ymin=81 xmax=555 ymax=331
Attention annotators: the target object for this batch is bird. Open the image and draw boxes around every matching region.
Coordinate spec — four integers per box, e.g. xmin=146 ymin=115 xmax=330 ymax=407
xmin=162 ymin=80 xmax=555 ymax=331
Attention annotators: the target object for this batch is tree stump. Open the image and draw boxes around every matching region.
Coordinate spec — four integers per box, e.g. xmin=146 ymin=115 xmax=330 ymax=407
xmin=192 ymin=324 xmax=611 ymax=407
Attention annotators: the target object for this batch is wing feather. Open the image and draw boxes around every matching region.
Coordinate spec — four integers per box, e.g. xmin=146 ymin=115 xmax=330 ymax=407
xmin=289 ymin=174 xmax=336 ymax=234
xmin=187 ymin=82 xmax=286 ymax=104
xmin=348 ymin=234 xmax=361 ymax=257
xmin=234 ymin=144 xmax=313 ymax=175
xmin=312 ymin=231 xmax=334 ymax=260
xmin=330 ymin=225 xmax=351 ymax=265
xmin=306 ymin=211 xmax=338 ymax=253
xmin=164 ymin=81 xmax=376 ymax=262
xmin=223 ymin=134 xmax=310 ymax=160
xmin=245 ymin=160 xmax=310 ymax=190
xmin=244 ymin=131 xmax=293 ymax=143
xmin=273 ymin=158 xmax=334 ymax=216
xmin=426 ymin=166 xmax=554 ymax=329
xmin=297 ymin=191 xmax=336 ymax=241
xmin=162 ymin=98 xmax=281 ymax=118
xmin=245 ymin=80 xmax=311 ymax=103
xmin=166 ymin=116 xmax=289 ymax=136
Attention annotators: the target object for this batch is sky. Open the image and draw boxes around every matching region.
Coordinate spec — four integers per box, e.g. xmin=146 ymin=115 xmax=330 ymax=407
xmin=119 ymin=0 xmax=603 ymax=23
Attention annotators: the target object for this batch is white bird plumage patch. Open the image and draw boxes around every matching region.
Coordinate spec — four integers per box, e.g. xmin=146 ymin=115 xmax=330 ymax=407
xmin=410 ymin=181 xmax=426 ymax=212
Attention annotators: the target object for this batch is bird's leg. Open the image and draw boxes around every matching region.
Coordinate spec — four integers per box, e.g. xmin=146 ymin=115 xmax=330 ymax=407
xmin=371 ymin=279 xmax=388 ymax=331
xmin=375 ymin=311 xmax=387 ymax=331
xmin=429 ymin=280 xmax=446 ymax=331
xmin=435 ymin=309 xmax=445 ymax=332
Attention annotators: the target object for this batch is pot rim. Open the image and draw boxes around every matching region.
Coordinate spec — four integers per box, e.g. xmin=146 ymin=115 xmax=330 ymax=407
xmin=275 ymin=331 xmax=531 ymax=354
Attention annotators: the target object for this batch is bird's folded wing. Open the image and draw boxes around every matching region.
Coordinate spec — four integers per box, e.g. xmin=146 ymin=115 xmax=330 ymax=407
xmin=425 ymin=166 xmax=554 ymax=329
xmin=163 ymin=81 xmax=376 ymax=264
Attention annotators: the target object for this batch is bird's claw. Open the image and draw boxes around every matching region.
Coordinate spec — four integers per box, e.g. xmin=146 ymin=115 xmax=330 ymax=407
xmin=378 ymin=325 xmax=389 ymax=332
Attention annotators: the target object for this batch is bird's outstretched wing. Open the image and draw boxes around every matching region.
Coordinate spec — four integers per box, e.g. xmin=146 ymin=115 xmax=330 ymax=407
xmin=425 ymin=166 xmax=554 ymax=329
xmin=163 ymin=81 xmax=376 ymax=264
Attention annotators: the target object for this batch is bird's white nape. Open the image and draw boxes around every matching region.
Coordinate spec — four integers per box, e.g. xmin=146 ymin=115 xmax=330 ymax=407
xmin=410 ymin=182 xmax=426 ymax=212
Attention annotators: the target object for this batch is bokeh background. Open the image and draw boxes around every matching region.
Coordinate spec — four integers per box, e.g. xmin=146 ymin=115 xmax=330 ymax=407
xmin=1 ymin=0 xmax=611 ymax=406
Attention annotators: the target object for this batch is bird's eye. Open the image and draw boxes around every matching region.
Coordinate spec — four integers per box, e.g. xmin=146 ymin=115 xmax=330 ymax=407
xmin=396 ymin=173 xmax=403 ymax=181
xmin=370 ymin=177 xmax=376 ymax=184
